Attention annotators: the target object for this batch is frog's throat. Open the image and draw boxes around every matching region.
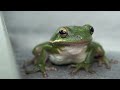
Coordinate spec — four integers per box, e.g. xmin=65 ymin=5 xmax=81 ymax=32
xmin=49 ymin=40 xmax=91 ymax=46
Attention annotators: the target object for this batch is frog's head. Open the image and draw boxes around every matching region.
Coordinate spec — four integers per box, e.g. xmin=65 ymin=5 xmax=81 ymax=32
xmin=50 ymin=24 xmax=94 ymax=45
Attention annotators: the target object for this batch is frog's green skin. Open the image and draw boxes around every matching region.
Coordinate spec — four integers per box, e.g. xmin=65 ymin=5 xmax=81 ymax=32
xmin=25 ymin=24 xmax=110 ymax=77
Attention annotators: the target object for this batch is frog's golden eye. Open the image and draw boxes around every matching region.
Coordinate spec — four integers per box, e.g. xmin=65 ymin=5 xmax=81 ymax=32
xmin=90 ymin=27 xmax=94 ymax=35
xmin=59 ymin=28 xmax=68 ymax=38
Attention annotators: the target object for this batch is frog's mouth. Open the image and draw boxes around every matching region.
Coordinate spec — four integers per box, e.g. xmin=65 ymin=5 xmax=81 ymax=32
xmin=49 ymin=40 xmax=91 ymax=46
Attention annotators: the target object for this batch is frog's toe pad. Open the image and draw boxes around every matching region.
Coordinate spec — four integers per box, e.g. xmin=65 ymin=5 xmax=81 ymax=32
xmin=46 ymin=67 xmax=57 ymax=71
xmin=70 ymin=70 xmax=78 ymax=76
xmin=87 ymin=69 xmax=96 ymax=74
xmin=42 ymin=72 xmax=48 ymax=78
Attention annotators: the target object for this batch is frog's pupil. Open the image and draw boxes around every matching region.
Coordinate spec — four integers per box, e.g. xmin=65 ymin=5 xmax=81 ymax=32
xmin=59 ymin=30 xmax=66 ymax=34
xmin=90 ymin=27 xmax=94 ymax=35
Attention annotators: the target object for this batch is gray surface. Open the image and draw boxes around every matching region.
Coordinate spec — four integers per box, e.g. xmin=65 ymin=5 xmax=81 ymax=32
xmin=3 ymin=11 xmax=120 ymax=79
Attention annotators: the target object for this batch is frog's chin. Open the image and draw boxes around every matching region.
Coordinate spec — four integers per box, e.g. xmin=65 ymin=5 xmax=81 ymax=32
xmin=49 ymin=40 xmax=91 ymax=46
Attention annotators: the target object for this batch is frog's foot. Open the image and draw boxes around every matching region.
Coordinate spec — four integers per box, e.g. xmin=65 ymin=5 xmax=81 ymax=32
xmin=110 ymin=59 xmax=119 ymax=64
xmin=40 ymin=66 xmax=57 ymax=78
xmin=37 ymin=64 xmax=49 ymax=78
xmin=42 ymin=72 xmax=48 ymax=78
xmin=25 ymin=68 xmax=48 ymax=78
xmin=23 ymin=58 xmax=40 ymax=74
xmin=24 ymin=66 xmax=40 ymax=74
xmin=24 ymin=65 xmax=48 ymax=78
xmin=70 ymin=63 xmax=95 ymax=75
xmin=23 ymin=59 xmax=34 ymax=69
xmin=98 ymin=56 xmax=111 ymax=69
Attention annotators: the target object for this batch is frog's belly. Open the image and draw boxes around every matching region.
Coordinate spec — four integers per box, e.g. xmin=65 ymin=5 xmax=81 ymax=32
xmin=49 ymin=45 xmax=87 ymax=65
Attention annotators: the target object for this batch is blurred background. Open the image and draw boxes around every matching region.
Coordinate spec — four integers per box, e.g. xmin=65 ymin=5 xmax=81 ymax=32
xmin=1 ymin=11 xmax=120 ymax=79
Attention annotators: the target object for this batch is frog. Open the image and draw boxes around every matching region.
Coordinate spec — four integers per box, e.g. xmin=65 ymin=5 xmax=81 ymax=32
xmin=23 ymin=24 xmax=111 ymax=77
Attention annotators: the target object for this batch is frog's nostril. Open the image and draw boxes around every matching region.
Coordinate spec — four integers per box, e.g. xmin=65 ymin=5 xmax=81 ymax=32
xmin=75 ymin=35 xmax=82 ymax=40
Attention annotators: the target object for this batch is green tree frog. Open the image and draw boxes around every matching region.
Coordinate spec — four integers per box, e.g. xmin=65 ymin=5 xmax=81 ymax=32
xmin=24 ymin=24 xmax=111 ymax=77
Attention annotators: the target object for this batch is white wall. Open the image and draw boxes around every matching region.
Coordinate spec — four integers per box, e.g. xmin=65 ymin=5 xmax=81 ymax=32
xmin=3 ymin=11 xmax=120 ymax=52
xmin=0 ymin=12 xmax=20 ymax=79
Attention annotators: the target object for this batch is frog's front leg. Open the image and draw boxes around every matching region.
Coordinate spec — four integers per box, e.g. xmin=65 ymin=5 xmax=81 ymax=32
xmin=25 ymin=42 xmax=56 ymax=77
xmin=70 ymin=50 xmax=95 ymax=75
xmin=24 ymin=48 xmax=48 ymax=77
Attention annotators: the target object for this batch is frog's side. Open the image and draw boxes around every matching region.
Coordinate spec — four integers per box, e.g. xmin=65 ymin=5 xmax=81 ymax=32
xmin=24 ymin=24 xmax=111 ymax=77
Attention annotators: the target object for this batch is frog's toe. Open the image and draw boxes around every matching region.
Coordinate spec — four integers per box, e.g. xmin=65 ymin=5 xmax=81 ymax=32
xmin=24 ymin=67 xmax=40 ymax=74
xmin=105 ymin=64 xmax=111 ymax=69
xmin=89 ymin=70 xmax=96 ymax=74
xmin=85 ymin=68 xmax=96 ymax=74
xmin=42 ymin=72 xmax=48 ymax=78
xmin=23 ymin=60 xmax=32 ymax=69
xmin=103 ymin=57 xmax=111 ymax=68
xmin=97 ymin=56 xmax=112 ymax=70
xmin=70 ymin=68 xmax=80 ymax=76
xmin=45 ymin=66 xmax=57 ymax=71
xmin=68 ymin=64 xmax=77 ymax=68
xmin=69 ymin=64 xmax=83 ymax=75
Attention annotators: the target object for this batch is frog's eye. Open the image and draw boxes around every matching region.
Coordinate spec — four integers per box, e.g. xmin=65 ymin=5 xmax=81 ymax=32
xmin=59 ymin=28 xmax=68 ymax=38
xmin=90 ymin=27 xmax=94 ymax=35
